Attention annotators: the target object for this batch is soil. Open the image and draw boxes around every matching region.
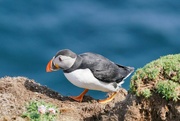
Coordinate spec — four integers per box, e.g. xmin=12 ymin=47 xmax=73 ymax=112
xmin=0 ymin=76 xmax=179 ymax=121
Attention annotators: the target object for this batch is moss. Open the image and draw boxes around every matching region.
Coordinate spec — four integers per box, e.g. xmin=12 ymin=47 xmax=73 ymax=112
xmin=130 ymin=54 xmax=180 ymax=101
xmin=141 ymin=88 xmax=152 ymax=99
xmin=156 ymin=80 xmax=180 ymax=101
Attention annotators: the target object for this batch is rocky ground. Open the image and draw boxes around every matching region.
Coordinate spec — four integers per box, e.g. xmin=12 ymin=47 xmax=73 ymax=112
xmin=0 ymin=76 xmax=179 ymax=121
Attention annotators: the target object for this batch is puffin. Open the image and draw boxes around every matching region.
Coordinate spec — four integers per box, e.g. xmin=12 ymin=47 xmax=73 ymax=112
xmin=46 ymin=49 xmax=134 ymax=103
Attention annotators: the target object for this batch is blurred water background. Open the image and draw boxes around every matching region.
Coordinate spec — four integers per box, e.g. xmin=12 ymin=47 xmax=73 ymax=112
xmin=0 ymin=0 xmax=180 ymax=99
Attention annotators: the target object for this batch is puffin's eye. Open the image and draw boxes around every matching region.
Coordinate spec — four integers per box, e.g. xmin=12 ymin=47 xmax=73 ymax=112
xmin=59 ymin=57 xmax=62 ymax=61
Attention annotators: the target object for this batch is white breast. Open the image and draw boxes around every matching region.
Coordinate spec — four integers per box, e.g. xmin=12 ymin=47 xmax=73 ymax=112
xmin=64 ymin=68 xmax=120 ymax=92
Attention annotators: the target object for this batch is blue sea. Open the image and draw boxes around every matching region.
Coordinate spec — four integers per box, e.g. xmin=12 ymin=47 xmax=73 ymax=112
xmin=0 ymin=0 xmax=180 ymax=99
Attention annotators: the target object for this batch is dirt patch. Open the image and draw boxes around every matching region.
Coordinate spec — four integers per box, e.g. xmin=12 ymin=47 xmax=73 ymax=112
xmin=0 ymin=76 xmax=179 ymax=121
xmin=0 ymin=76 xmax=127 ymax=121
xmin=123 ymin=94 xmax=180 ymax=121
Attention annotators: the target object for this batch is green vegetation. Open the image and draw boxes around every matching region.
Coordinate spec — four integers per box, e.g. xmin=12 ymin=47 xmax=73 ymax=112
xmin=22 ymin=101 xmax=59 ymax=121
xmin=141 ymin=88 xmax=152 ymax=98
xmin=130 ymin=54 xmax=180 ymax=101
xmin=157 ymin=80 xmax=179 ymax=101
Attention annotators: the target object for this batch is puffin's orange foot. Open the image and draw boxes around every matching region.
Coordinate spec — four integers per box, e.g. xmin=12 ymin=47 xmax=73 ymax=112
xmin=98 ymin=92 xmax=117 ymax=104
xmin=69 ymin=89 xmax=89 ymax=102
xmin=69 ymin=95 xmax=83 ymax=102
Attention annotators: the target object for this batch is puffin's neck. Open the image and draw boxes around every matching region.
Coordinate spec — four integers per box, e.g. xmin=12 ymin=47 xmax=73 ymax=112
xmin=63 ymin=55 xmax=82 ymax=73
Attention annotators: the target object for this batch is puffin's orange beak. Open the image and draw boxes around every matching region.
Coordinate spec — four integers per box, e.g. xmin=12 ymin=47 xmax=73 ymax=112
xmin=46 ymin=59 xmax=53 ymax=72
xmin=46 ymin=59 xmax=60 ymax=72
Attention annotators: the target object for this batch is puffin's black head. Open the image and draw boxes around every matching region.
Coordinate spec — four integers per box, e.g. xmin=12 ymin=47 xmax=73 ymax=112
xmin=46 ymin=49 xmax=77 ymax=72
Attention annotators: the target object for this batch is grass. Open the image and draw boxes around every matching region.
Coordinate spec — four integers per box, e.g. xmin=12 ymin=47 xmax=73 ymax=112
xmin=130 ymin=54 xmax=180 ymax=101
xmin=156 ymin=80 xmax=180 ymax=101
xmin=22 ymin=100 xmax=59 ymax=121
xmin=141 ymin=88 xmax=152 ymax=99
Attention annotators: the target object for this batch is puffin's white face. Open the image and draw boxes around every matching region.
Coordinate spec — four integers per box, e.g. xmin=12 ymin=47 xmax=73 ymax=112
xmin=52 ymin=55 xmax=76 ymax=70
xmin=46 ymin=49 xmax=77 ymax=72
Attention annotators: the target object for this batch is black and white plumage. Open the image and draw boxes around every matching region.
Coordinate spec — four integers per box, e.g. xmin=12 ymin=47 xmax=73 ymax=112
xmin=46 ymin=49 xmax=134 ymax=103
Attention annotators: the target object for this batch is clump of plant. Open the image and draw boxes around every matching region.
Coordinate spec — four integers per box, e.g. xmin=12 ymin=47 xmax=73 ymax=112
xmin=141 ymin=88 xmax=152 ymax=98
xmin=157 ymin=80 xmax=179 ymax=101
xmin=22 ymin=100 xmax=59 ymax=121
xmin=130 ymin=54 xmax=180 ymax=101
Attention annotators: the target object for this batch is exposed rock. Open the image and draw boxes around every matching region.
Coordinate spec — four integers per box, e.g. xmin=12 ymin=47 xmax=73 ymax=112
xmin=0 ymin=76 xmax=127 ymax=121
xmin=0 ymin=76 xmax=179 ymax=121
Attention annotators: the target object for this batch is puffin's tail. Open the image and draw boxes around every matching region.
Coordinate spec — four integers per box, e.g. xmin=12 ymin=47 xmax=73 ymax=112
xmin=116 ymin=64 xmax=134 ymax=87
xmin=126 ymin=66 xmax=134 ymax=74
xmin=117 ymin=64 xmax=134 ymax=74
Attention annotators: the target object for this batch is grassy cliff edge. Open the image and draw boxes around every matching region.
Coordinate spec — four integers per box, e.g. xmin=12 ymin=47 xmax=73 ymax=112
xmin=0 ymin=54 xmax=180 ymax=121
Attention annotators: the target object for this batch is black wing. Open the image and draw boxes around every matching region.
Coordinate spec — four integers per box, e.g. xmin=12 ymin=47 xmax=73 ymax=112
xmin=79 ymin=53 xmax=133 ymax=83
